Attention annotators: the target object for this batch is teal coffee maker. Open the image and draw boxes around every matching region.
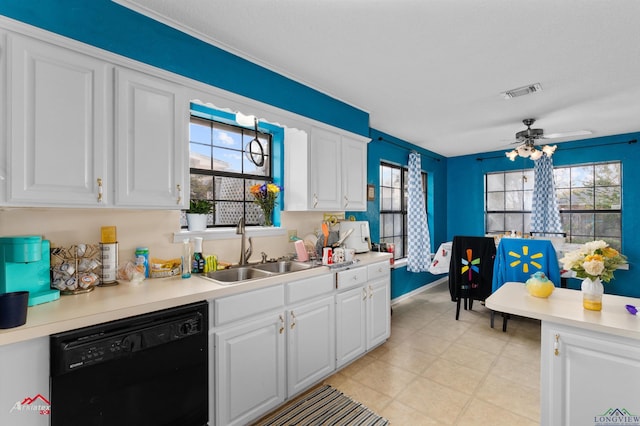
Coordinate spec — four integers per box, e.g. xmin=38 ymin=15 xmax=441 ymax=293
xmin=0 ymin=236 xmax=60 ymax=306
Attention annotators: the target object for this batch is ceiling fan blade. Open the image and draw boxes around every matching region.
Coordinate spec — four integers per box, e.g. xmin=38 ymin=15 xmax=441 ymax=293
xmin=542 ymin=130 xmax=592 ymax=139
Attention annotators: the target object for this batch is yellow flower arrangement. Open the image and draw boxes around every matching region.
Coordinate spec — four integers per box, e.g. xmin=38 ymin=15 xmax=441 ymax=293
xmin=250 ymin=183 xmax=281 ymax=226
xmin=560 ymin=240 xmax=626 ymax=283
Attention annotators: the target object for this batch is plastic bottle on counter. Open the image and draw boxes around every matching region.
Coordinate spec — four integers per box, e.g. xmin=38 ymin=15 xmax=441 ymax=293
xmin=135 ymin=247 xmax=149 ymax=278
xmin=181 ymin=239 xmax=192 ymax=279
xmin=192 ymin=237 xmax=204 ymax=274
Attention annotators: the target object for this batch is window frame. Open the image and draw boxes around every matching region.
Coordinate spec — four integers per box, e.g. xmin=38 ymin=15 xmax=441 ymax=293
xmin=484 ymin=161 xmax=622 ymax=248
xmin=186 ymin=115 xmax=274 ymax=229
xmin=379 ymin=162 xmax=428 ymax=260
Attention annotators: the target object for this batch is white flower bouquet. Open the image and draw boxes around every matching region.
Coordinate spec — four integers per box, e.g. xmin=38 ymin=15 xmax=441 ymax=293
xmin=560 ymin=240 xmax=626 ymax=283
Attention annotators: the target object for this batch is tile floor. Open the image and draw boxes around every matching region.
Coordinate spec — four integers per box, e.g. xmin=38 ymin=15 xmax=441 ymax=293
xmin=323 ymin=281 xmax=542 ymax=425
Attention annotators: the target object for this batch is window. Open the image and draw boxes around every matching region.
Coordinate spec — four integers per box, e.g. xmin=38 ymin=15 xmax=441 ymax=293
xmin=555 ymin=162 xmax=622 ymax=248
xmin=379 ymin=162 xmax=428 ymax=260
xmin=485 ymin=170 xmax=534 ymax=235
xmin=187 ymin=116 xmax=273 ymax=227
xmin=485 ymin=161 xmax=622 ymax=249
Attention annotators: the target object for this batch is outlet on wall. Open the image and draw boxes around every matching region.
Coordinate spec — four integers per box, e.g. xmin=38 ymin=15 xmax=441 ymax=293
xmin=287 ymin=229 xmax=297 ymax=241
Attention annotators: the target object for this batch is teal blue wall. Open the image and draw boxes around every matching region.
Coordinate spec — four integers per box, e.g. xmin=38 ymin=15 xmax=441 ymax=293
xmin=0 ymin=1 xmax=369 ymax=137
xmin=448 ymin=133 xmax=640 ymax=298
xmin=348 ymin=130 xmax=448 ymax=299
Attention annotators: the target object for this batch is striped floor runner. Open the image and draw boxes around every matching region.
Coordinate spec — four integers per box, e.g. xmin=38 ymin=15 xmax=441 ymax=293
xmin=253 ymin=385 xmax=389 ymax=426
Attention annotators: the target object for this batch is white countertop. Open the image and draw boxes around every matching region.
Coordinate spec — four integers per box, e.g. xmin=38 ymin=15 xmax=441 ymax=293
xmin=0 ymin=252 xmax=391 ymax=347
xmin=485 ymin=282 xmax=640 ymax=340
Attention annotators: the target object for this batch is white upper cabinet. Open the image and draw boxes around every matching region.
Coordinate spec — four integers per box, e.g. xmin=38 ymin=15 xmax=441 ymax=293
xmin=285 ymin=126 xmax=369 ymax=212
xmin=4 ymin=32 xmax=188 ymax=209
xmin=309 ymin=127 xmax=342 ymax=210
xmin=341 ymin=135 xmax=367 ymax=211
xmin=114 ymin=68 xmax=187 ymax=209
xmin=7 ymin=34 xmax=111 ymax=206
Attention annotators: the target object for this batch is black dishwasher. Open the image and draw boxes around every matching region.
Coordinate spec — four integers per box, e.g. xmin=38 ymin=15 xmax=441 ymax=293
xmin=50 ymin=301 xmax=208 ymax=426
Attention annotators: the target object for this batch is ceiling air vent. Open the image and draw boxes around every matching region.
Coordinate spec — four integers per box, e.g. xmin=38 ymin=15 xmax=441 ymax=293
xmin=501 ymin=83 xmax=543 ymax=99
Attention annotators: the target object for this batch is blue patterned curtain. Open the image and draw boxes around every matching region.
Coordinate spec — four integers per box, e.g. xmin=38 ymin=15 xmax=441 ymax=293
xmin=407 ymin=152 xmax=431 ymax=272
xmin=531 ymin=153 xmax=563 ymax=234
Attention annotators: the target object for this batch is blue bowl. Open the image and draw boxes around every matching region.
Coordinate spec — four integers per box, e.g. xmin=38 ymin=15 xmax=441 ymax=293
xmin=0 ymin=291 xmax=29 ymax=329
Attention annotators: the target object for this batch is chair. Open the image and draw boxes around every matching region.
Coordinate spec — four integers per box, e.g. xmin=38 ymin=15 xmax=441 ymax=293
xmin=491 ymin=238 xmax=561 ymax=331
xmin=449 ymin=236 xmax=496 ymax=320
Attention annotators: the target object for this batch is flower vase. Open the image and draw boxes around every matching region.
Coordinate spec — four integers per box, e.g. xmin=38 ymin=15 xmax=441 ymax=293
xmin=581 ymin=277 xmax=604 ymax=311
xmin=261 ymin=206 xmax=273 ymax=226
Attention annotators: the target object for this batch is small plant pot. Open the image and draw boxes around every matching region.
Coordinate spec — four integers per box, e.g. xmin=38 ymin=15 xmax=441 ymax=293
xmin=0 ymin=291 xmax=29 ymax=329
xmin=186 ymin=213 xmax=207 ymax=232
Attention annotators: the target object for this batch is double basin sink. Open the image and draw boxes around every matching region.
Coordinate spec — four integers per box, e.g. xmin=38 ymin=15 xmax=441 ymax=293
xmin=202 ymin=260 xmax=320 ymax=285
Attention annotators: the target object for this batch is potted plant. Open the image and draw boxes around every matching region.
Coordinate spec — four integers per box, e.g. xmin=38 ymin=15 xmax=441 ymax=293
xmin=186 ymin=199 xmax=213 ymax=231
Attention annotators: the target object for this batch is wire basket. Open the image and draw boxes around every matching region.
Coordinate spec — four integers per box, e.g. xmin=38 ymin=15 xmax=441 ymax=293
xmin=51 ymin=244 xmax=101 ymax=295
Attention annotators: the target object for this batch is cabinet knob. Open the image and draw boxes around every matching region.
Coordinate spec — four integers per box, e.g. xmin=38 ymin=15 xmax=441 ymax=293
xmin=343 ymin=195 xmax=349 ymax=208
xmin=279 ymin=315 xmax=285 ymax=334
xmin=97 ymin=178 xmax=103 ymax=203
xmin=176 ymin=184 xmax=182 ymax=205
xmin=554 ymin=333 xmax=560 ymax=356
xmin=369 ymin=285 xmax=373 ymax=298
xmin=313 ymin=193 xmax=318 ymax=208
xmin=362 ymin=288 xmax=367 ymax=300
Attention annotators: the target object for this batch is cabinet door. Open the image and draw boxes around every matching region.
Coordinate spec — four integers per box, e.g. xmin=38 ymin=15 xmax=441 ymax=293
xmin=309 ymin=127 xmax=341 ymax=210
xmin=367 ymin=278 xmax=391 ymax=349
xmin=287 ymin=295 xmax=336 ymax=397
xmin=214 ymin=313 xmax=286 ymax=426
xmin=541 ymin=323 xmax=640 ymax=426
xmin=115 ymin=67 xmax=187 ymax=208
xmin=341 ymin=136 xmax=367 ymax=211
xmin=336 ymin=286 xmax=367 ymax=368
xmin=0 ymin=337 xmax=50 ymax=426
xmin=8 ymin=34 xmax=110 ymax=206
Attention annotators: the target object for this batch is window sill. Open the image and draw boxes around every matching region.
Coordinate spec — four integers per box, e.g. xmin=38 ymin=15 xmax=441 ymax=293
xmin=173 ymin=226 xmax=286 ymax=243
xmin=391 ymin=258 xmax=407 ymax=269
xmin=389 ymin=254 xmax=435 ymax=270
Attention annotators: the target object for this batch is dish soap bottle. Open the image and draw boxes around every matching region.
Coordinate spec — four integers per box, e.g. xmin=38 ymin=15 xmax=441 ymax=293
xmin=192 ymin=237 xmax=204 ymax=274
xmin=181 ymin=239 xmax=192 ymax=279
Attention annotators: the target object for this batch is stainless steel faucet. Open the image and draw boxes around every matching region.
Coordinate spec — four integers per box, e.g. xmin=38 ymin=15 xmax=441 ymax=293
xmin=236 ymin=218 xmax=252 ymax=265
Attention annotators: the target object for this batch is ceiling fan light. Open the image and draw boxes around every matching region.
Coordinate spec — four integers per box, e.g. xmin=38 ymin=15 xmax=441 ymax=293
xmin=506 ymin=150 xmax=518 ymax=161
xmin=542 ymin=145 xmax=557 ymax=156
xmin=530 ymin=149 xmax=543 ymax=160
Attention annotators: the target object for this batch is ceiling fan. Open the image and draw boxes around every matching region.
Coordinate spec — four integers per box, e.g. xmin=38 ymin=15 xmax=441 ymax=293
xmin=514 ymin=118 xmax=591 ymax=143
xmin=506 ymin=118 xmax=592 ymax=161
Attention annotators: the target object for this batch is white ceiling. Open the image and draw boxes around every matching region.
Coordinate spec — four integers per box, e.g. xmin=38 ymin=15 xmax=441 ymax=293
xmin=117 ymin=0 xmax=640 ymax=157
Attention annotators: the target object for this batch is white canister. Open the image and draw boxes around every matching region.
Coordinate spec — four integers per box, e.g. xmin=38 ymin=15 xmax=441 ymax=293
xmin=333 ymin=248 xmax=345 ymax=264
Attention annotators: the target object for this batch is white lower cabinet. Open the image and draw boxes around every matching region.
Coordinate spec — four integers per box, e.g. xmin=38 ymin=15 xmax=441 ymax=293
xmin=336 ymin=285 xmax=367 ymax=367
xmin=286 ymin=294 xmax=335 ymax=397
xmin=541 ymin=322 xmax=640 ymax=426
xmin=0 ymin=337 xmax=50 ymax=426
xmin=212 ymin=273 xmax=337 ymax=426
xmin=336 ymin=261 xmax=390 ymax=368
xmin=366 ymin=277 xmax=391 ymax=349
xmin=214 ymin=311 xmax=286 ymax=426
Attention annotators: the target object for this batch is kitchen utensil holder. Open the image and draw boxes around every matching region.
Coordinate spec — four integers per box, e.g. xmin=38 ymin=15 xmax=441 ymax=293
xmin=51 ymin=244 xmax=101 ymax=295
